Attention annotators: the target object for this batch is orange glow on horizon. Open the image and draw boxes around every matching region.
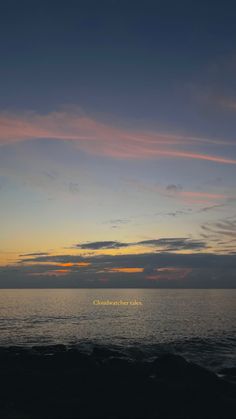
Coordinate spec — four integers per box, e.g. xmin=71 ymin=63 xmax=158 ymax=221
xmin=109 ymin=267 xmax=144 ymax=273
xmin=58 ymin=262 xmax=91 ymax=267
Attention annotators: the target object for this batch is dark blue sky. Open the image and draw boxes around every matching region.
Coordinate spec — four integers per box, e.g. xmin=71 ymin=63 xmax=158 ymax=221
xmin=1 ymin=0 xmax=236 ymax=134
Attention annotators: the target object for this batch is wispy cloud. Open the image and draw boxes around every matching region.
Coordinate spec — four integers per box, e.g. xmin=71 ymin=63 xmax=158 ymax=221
xmin=198 ymin=203 xmax=226 ymax=213
xmin=200 ymin=217 xmax=236 ymax=254
xmin=127 ymin=179 xmax=232 ymax=205
xmin=201 ymin=218 xmax=236 ymax=240
xmin=138 ymin=238 xmax=206 ymax=251
xmin=0 ymin=108 xmax=236 ymax=164
xmin=103 ymin=218 xmax=130 ymax=228
xmin=155 ymin=209 xmax=193 ymax=217
xmin=164 ymin=184 xmax=228 ymax=202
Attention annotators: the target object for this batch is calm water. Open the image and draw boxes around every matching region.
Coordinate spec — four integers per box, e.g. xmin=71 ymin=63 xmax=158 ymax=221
xmin=0 ymin=289 xmax=235 ymax=370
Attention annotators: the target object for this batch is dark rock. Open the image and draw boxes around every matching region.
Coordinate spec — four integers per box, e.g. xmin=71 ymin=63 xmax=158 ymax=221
xmin=31 ymin=344 xmax=67 ymax=353
xmin=0 ymin=347 xmax=235 ymax=419
xmin=92 ymin=345 xmax=122 ymax=359
xmin=101 ymin=356 xmax=134 ymax=376
xmin=6 ymin=346 xmax=25 ymax=354
xmin=151 ymin=353 xmax=223 ymax=392
xmin=219 ymin=367 xmax=236 ymax=377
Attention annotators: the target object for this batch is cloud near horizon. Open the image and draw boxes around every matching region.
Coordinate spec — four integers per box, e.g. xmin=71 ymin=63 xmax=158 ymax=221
xmin=75 ymin=237 xmax=207 ymax=252
xmin=1 ymin=108 xmax=236 ymax=165
xmin=1 ymin=251 xmax=236 ymax=288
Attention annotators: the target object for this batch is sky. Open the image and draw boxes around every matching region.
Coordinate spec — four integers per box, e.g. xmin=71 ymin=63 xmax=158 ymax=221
xmin=1 ymin=0 xmax=236 ymax=288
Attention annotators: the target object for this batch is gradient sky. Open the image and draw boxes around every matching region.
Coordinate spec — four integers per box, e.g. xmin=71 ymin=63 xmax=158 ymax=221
xmin=1 ymin=0 xmax=236 ymax=287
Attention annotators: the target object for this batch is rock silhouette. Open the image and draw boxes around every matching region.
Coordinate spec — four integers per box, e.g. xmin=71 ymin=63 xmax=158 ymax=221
xmin=0 ymin=345 xmax=235 ymax=418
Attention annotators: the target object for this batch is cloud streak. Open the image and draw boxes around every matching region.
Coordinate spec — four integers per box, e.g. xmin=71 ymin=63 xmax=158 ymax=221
xmin=0 ymin=108 xmax=236 ymax=165
xmin=202 ymin=218 xmax=236 ymax=240
xmin=75 ymin=237 xmax=207 ymax=252
xmin=76 ymin=241 xmax=129 ymax=250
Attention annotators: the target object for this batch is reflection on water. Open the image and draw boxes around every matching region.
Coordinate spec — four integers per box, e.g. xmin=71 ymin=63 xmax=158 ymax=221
xmin=0 ymin=289 xmax=235 ymax=369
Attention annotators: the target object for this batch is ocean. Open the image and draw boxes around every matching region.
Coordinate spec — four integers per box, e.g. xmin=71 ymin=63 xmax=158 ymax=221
xmin=0 ymin=288 xmax=235 ymax=371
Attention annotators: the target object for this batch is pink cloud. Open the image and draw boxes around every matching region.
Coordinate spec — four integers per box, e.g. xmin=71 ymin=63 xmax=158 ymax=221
xmin=127 ymin=179 xmax=232 ymax=205
xmin=0 ymin=108 xmax=236 ymax=164
xmin=179 ymin=191 xmax=226 ymax=199
xmin=177 ymin=190 xmax=229 ymax=205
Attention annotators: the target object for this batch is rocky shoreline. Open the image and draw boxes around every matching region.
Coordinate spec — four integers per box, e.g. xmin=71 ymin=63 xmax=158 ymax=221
xmin=0 ymin=345 xmax=235 ymax=418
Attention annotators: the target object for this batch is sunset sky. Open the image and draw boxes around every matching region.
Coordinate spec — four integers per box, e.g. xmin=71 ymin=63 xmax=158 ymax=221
xmin=1 ymin=0 xmax=236 ymax=287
